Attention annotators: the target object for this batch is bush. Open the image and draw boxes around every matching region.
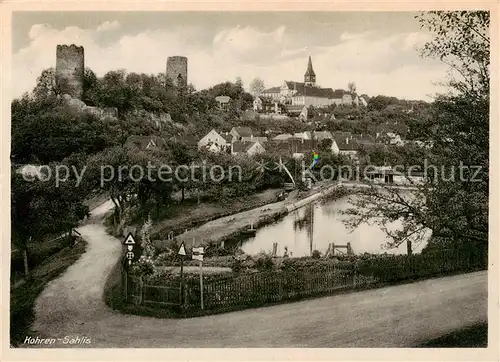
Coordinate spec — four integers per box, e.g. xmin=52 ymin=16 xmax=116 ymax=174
xmin=254 ymin=253 xmax=275 ymax=271
xmin=311 ymin=250 xmax=322 ymax=259
xmin=230 ymin=257 xmax=244 ymax=273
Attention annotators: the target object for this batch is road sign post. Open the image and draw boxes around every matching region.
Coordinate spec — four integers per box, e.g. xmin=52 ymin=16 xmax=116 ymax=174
xmin=192 ymin=246 xmax=204 ymax=310
xmin=178 ymin=242 xmax=187 ymax=307
xmin=122 ymin=233 xmax=136 ymax=303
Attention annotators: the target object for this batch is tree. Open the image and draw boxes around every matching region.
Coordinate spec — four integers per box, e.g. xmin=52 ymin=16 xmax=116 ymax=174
xmin=348 ymin=81 xmax=356 ymax=94
xmin=32 ymin=68 xmax=59 ymax=101
xmin=11 ymin=163 xmax=90 ymax=278
xmin=367 ymin=95 xmax=391 ymax=111
xmin=344 ymin=11 xmax=489 ymax=255
xmin=249 ymin=77 xmax=265 ymax=97
xmin=235 ymin=77 xmax=244 ymax=90
xmin=11 ymin=94 xmax=120 ymax=164
xmin=82 ymin=67 xmax=99 ymax=106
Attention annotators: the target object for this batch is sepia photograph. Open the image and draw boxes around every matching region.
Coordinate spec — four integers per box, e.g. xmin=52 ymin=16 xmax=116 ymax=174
xmin=4 ymin=5 xmax=495 ymax=355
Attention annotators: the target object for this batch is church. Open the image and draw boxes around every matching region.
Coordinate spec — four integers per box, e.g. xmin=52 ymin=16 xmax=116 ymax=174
xmin=261 ymin=56 xmax=357 ymax=108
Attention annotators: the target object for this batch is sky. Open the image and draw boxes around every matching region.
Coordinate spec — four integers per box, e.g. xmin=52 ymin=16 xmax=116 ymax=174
xmin=11 ymin=12 xmax=450 ymax=101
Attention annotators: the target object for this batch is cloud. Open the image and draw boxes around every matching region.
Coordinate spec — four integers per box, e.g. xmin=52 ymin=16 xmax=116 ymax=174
xmin=96 ymin=20 xmax=120 ymax=32
xmin=212 ymin=25 xmax=286 ymax=64
xmin=402 ymin=31 xmax=433 ymax=51
xmin=11 ymin=23 xmax=447 ymax=101
xmin=339 ymin=31 xmax=372 ymax=42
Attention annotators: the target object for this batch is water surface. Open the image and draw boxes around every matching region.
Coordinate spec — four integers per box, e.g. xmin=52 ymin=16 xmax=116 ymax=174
xmin=241 ymin=195 xmax=430 ymax=257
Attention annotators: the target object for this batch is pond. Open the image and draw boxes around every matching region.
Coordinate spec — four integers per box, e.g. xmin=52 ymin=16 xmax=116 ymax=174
xmin=241 ymin=195 xmax=431 ymax=257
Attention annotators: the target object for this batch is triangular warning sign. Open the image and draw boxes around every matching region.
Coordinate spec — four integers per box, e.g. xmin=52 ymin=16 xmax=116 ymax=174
xmin=123 ymin=233 xmax=136 ymax=245
xmin=178 ymin=242 xmax=186 ymax=256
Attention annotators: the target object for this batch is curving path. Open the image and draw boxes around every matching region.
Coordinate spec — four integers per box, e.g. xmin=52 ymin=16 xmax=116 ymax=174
xmin=29 ymin=202 xmax=488 ymax=348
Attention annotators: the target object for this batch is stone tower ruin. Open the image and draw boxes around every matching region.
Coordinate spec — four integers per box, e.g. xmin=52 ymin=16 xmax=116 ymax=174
xmin=166 ymin=56 xmax=188 ymax=88
xmin=56 ymin=44 xmax=85 ymax=99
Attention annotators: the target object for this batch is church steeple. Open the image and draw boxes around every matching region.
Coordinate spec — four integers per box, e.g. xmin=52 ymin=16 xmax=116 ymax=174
xmin=304 ymin=56 xmax=316 ymax=86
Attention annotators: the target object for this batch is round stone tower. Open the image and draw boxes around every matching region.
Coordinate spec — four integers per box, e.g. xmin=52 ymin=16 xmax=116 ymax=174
xmin=56 ymin=44 xmax=85 ymax=99
xmin=166 ymin=56 xmax=188 ymax=88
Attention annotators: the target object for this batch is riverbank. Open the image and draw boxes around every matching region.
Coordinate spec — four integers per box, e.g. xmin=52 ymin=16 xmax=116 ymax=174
xmin=151 ymin=188 xmax=283 ymax=239
xmin=174 ymin=181 xmax=347 ymax=248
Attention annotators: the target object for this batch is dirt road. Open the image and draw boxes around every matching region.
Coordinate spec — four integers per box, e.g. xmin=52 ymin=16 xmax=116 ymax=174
xmin=29 ymin=202 xmax=487 ymax=348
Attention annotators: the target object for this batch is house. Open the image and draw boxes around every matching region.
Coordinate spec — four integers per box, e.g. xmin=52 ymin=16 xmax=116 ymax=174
xmin=231 ymin=141 xmax=265 ymax=156
xmin=215 ymin=95 xmax=231 ymax=110
xmin=293 ymin=131 xmax=312 ymax=140
xmin=365 ymin=166 xmax=397 ymax=184
xmin=287 ymin=139 xmax=316 ymax=159
xmin=253 ymin=97 xmax=263 ymax=112
xmin=313 ymin=131 xmax=333 ymax=141
xmin=333 ymin=131 xmax=353 ymax=141
xmin=342 ymin=93 xmax=353 ymax=105
xmin=290 ymin=83 xmax=337 ymax=107
xmin=198 ymin=129 xmax=230 ymax=152
xmin=241 ymin=136 xmax=268 ymax=143
xmin=273 ymin=133 xmax=294 ymax=141
xmin=261 ymin=86 xmax=281 ymax=100
xmin=365 ymin=167 xmax=426 ymax=185
xmin=353 ymin=133 xmax=376 ymax=147
xmin=311 ymin=138 xmax=340 ymax=155
xmin=230 ymin=127 xmax=253 ymax=142
xmin=333 ymin=137 xmax=360 ymax=160
xmin=125 ymin=135 xmax=166 ymax=151
xmin=298 ymin=105 xmax=308 ymax=121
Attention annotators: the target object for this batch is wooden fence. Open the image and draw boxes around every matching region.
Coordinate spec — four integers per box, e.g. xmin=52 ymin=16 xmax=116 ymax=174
xmin=125 ymin=248 xmax=487 ymax=313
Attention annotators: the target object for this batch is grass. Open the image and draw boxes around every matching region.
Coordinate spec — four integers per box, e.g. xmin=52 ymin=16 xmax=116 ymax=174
xmin=10 ymin=239 xmax=87 ymax=347
xmin=417 ymin=323 xmax=488 ymax=347
xmin=152 ymin=189 xmax=281 ymax=239
xmin=11 ymin=236 xmax=74 ymax=284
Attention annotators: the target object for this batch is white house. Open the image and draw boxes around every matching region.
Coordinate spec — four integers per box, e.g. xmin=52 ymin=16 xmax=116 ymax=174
xmin=333 ymin=137 xmax=360 ymax=160
xmin=198 ymin=129 xmax=230 ymax=152
xmin=298 ymin=105 xmax=308 ymax=121
xmin=261 ymin=86 xmax=281 ymax=100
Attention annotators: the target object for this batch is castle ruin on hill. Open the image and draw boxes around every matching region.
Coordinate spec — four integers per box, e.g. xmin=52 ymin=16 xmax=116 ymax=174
xmin=166 ymin=56 xmax=188 ymax=88
xmin=56 ymin=45 xmax=85 ymax=99
xmin=55 ymin=44 xmax=188 ymax=100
